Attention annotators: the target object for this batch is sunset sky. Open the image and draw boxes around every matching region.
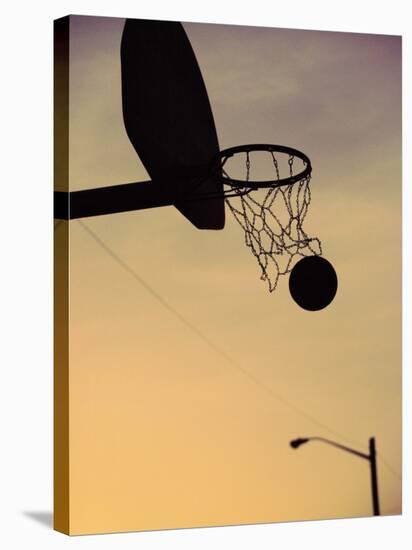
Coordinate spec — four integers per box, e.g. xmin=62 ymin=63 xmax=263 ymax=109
xmin=56 ymin=15 xmax=401 ymax=535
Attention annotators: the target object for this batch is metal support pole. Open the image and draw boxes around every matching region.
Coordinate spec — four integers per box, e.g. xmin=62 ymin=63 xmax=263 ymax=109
xmin=369 ymin=437 xmax=380 ymax=516
xmin=54 ymin=180 xmax=175 ymax=220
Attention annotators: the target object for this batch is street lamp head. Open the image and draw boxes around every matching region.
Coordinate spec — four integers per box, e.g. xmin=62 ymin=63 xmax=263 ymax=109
xmin=290 ymin=438 xmax=310 ymax=449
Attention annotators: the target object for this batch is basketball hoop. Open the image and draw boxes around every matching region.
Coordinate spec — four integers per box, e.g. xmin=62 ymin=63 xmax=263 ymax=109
xmin=213 ymin=144 xmax=322 ymax=292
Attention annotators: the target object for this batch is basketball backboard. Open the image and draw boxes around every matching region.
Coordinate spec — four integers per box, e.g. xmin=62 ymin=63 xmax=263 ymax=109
xmin=121 ymin=18 xmax=225 ymax=230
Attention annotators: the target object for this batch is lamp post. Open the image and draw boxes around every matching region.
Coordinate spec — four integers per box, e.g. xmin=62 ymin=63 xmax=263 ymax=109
xmin=290 ymin=436 xmax=380 ymax=516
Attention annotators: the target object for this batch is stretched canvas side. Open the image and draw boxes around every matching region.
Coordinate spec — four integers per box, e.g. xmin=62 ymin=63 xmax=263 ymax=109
xmin=54 ymin=15 xmax=70 ymax=535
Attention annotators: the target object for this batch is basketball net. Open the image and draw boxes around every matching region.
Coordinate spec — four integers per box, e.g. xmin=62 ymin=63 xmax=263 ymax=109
xmin=223 ymin=151 xmax=322 ymax=292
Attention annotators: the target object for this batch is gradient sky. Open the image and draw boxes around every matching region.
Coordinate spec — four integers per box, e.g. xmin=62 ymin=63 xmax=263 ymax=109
xmin=59 ymin=15 xmax=401 ymax=534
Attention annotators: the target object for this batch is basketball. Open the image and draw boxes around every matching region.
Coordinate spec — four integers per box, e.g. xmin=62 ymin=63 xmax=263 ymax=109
xmin=289 ymin=255 xmax=338 ymax=311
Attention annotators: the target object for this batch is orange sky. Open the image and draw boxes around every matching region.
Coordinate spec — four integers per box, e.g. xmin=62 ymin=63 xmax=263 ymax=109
xmin=56 ymin=15 xmax=401 ymax=534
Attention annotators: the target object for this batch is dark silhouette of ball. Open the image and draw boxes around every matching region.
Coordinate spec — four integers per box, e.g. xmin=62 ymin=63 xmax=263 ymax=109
xmin=289 ymin=256 xmax=338 ymax=311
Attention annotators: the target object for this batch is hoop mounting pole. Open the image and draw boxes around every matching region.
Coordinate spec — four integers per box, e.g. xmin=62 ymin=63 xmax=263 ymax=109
xmin=54 ymin=179 xmax=177 ymax=220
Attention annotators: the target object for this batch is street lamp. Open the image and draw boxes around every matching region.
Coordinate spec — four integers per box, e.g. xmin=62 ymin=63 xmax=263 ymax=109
xmin=290 ymin=436 xmax=380 ymax=516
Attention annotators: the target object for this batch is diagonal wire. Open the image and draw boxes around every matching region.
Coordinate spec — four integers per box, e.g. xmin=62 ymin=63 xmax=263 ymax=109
xmin=77 ymin=219 xmax=402 ymax=477
xmin=78 ymin=220 xmax=231 ymax=363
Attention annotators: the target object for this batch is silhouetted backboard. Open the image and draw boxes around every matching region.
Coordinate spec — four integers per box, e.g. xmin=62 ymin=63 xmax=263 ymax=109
xmin=121 ymin=19 xmax=225 ymax=229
